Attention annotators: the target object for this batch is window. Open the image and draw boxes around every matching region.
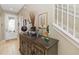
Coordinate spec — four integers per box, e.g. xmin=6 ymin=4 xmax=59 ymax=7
xmin=63 ymin=10 xmax=67 ymax=31
xmin=75 ymin=5 xmax=79 ymax=39
xmin=53 ymin=4 xmax=79 ymax=47
xmin=68 ymin=5 xmax=74 ymax=35
xmin=58 ymin=8 xmax=62 ymax=27
xmin=54 ymin=5 xmax=57 ymax=24
xmin=8 ymin=17 xmax=15 ymax=32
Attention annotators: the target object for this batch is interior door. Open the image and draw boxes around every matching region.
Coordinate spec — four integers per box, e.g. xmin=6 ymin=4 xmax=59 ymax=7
xmin=5 ymin=13 xmax=18 ymax=40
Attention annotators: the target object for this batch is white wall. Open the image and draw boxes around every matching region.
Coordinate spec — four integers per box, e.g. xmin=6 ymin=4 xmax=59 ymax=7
xmin=0 ymin=15 xmax=1 ymax=40
xmin=52 ymin=28 xmax=79 ymax=55
xmin=24 ymin=4 xmax=53 ymax=28
xmin=0 ymin=7 xmax=4 ymax=40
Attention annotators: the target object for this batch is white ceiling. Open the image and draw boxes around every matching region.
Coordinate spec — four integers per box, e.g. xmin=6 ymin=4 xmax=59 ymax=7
xmin=0 ymin=4 xmax=24 ymax=13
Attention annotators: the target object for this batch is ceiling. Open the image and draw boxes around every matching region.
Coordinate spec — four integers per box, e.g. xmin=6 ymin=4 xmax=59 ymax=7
xmin=0 ymin=4 xmax=24 ymax=13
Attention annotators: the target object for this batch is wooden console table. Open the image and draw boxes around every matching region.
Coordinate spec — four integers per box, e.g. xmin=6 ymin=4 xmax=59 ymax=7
xmin=19 ymin=33 xmax=58 ymax=55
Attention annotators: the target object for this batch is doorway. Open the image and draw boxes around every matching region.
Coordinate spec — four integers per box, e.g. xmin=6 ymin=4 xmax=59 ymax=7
xmin=5 ymin=13 xmax=18 ymax=40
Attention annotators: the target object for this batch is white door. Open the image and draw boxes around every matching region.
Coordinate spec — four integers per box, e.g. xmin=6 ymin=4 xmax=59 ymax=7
xmin=5 ymin=13 xmax=18 ymax=40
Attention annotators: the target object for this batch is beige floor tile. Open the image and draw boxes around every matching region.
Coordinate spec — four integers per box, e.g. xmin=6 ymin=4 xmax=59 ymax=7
xmin=0 ymin=39 xmax=20 ymax=55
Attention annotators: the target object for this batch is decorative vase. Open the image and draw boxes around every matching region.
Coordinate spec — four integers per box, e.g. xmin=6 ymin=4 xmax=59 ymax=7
xmin=21 ymin=25 xmax=27 ymax=32
xmin=30 ymin=12 xmax=35 ymax=27
xmin=44 ymin=37 xmax=49 ymax=43
xmin=21 ymin=19 xmax=27 ymax=32
xmin=29 ymin=26 xmax=37 ymax=36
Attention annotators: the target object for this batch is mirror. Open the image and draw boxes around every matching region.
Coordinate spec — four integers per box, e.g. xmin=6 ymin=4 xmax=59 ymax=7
xmin=38 ymin=12 xmax=48 ymax=36
xmin=38 ymin=12 xmax=48 ymax=28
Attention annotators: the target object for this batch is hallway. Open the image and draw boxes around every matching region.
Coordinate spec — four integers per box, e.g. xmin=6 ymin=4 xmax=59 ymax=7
xmin=0 ymin=39 xmax=20 ymax=55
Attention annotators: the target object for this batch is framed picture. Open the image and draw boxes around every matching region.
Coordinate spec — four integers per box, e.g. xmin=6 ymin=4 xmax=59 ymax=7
xmin=38 ymin=12 xmax=48 ymax=29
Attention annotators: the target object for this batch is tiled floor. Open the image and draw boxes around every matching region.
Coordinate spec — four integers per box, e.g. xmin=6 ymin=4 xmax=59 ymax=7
xmin=0 ymin=39 xmax=20 ymax=55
